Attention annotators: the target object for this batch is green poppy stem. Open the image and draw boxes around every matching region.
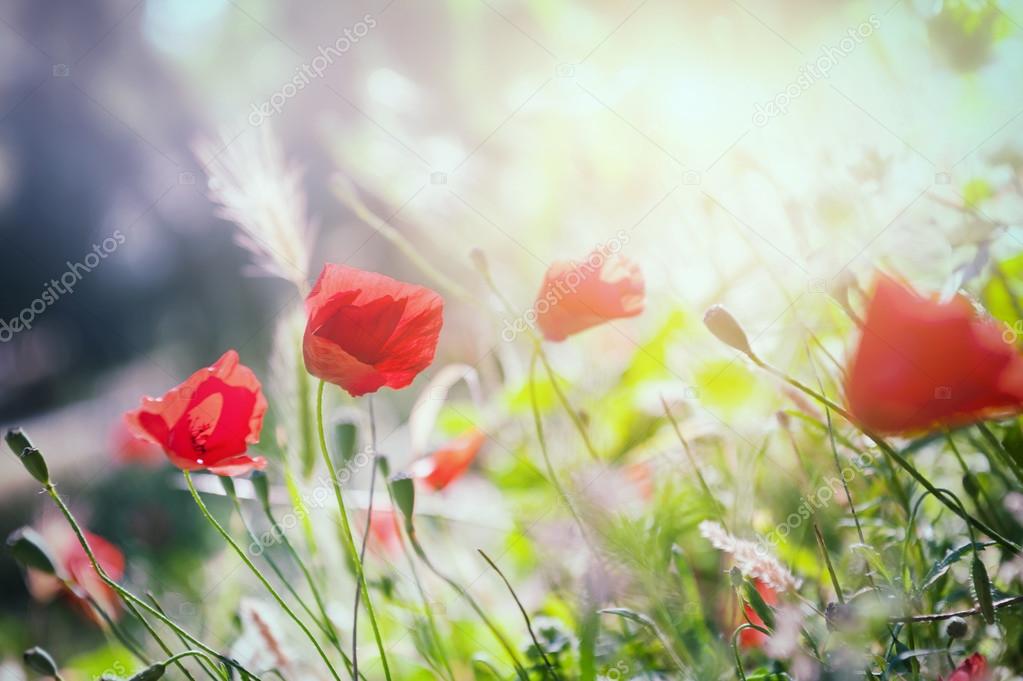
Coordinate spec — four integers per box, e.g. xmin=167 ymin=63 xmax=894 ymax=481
xmin=316 ymin=380 xmax=393 ymax=681
xmin=183 ymin=471 xmax=343 ymax=681
xmin=42 ymin=482 xmax=252 ymax=680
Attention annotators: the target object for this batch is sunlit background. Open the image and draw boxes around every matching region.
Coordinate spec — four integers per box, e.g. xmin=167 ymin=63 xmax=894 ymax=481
xmin=2 ymin=0 xmax=1023 ymax=675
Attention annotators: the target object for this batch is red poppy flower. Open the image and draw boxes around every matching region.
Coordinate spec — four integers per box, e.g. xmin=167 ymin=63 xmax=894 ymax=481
xmin=125 ymin=350 xmax=268 ymax=476
xmin=409 ymin=429 xmax=486 ymax=491
xmin=845 ymin=276 xmax=1023 ymax=434
xmin=942 ymin=654 xmax=988 ymax=681
xmin=303 ymin=264 xmax=444 ymax=397
xmin=535 ymin=250 xmax=644 ymax=342
xmin=28 ymin=524 xmax=125 ymax=624
xmin=739 ymin=579 xmax=777 ymax=649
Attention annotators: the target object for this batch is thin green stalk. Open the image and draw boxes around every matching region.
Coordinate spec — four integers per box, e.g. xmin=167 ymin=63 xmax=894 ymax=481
xmin=227 ymin=492 xmax=323 ymax=627
xmin=183 ymin=471 xmax=343 ymax=681
xmin=528 ymin=350 xmax=597 ymax=552
xmin=977 ymin=422 xmax=1023 ymax=484
xmin=43 ymin=483 xmax=256 ymax=679
xmin=383 ymin=484 xmax=455 ymax=681
xmin=659 ymin=394 xmax=725 ymax=522
xmin=351 ymin=404 xmax=380 ymax=676
xmin=121 ymin=597 xmax=199 ymax=681
xmin=535 ymin=343 xmax=601 ymax=461
xmin=478 ymin=549 xmax=560 ymax=680
xmin=316 ymin=380 xmax=392 ymax=681
xmin=754 ymin=359 xmax=1022 ymax=554
xmin=82 ymin=592 xmax=150 ymax=666
xmin=403 ymin=528 xmax=529 ymax=680
xmin=147 ymin=593 xmax=224 ymax=681
xmin=257 ymin=503 xmax=357 ymax=676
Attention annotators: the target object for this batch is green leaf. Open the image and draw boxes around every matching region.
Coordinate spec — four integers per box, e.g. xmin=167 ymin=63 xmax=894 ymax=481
xmin=920 ymin=541 xmax=995 ymax=592
xmin=743 ymin=581 xmax=776 ymax=630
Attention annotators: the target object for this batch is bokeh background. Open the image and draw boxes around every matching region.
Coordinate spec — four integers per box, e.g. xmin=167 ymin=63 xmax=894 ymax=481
xmin=2 ymin=0 xmax=1023 ymax=675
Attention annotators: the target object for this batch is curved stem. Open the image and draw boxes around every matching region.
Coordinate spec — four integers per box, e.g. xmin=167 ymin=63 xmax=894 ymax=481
xmin=478 ymin=549 xmax=560 ymax=680
xmin=534 ymin=342 xmax=600 ymax=460
xmin=43 ymin=483 xmax=257 ymax=680
xmin=147 ymin=593 xmax=225 ymax=681
xmin=404 ymin=528 xmax=529 ymax=680
xmin=352 ymin=398 xmax=380 ymax=676
xmin=257 ymin=505 xmax=357 ymax=677
xmin=316 ymin=380 xmax=392 ymax=681
xmin=183 ymin=472 xmax=343 ymax=681
xmin=529 ymin=350 xmax=597 ymax=553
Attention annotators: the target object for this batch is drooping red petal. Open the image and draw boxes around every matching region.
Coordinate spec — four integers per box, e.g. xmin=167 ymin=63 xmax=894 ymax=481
xmin=124 ymin=350 xmax=267 ymax=475
xmin=62 ymin=530 xmax=125 ymax=623
xmin=303 ymin=264 xmax=444 ymax=396
xmin=942 ymin=654 xmax=988 ymax=681
xmin=409 ymin=429 xmax=486 ymax=491
xmin=536 ymin=251 xmax=645 ymax=342
xmin=845 ymin=276 xmax=1023 ymax=434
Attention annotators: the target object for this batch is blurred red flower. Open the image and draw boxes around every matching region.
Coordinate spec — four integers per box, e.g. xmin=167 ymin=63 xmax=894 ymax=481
xmin=409 ymin=429 xmax=486 ymax=491
xmin=28 ymin=525 xmax=124 ymax=624
xmin=845 ymin=276 xmax=1023 ymax=434
xmin=365 ymin=508 xmax=402 ymax=556
xmin=303 ymin=264 xmax=444 ymax=397
xmin=739 ymin=579 xmax=776 ymax=649
xmin=942 ymin=654 xmax=988 ymax=681
xmin=535 ymin=250 xmax=644 ymax=342
xmin=110 ymin=419 xmax=163 ymax=466
xmin=125 ymin=350 xmax=268 ymax=476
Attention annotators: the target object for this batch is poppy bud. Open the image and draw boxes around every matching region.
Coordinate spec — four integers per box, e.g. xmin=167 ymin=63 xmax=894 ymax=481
xmin=250 ymin=470 xmax=271 ymax=509
xmin=390 ymin=474 xmax=416 ymax=532
xmin=128 ymin=663 xmax=166 ymax=681
xmin=945 ymin=616 xmax=968 ymax=640
xmin=23 ymin=647 xmax=60 ymax=677
xmin=729 ymin=566 xmax=743 ymax=589
xmin=6 ymin=527 xmax=60 ymax=576
xmin=963 ymin=473 xmax=980 ymax=497
xmin=703 ymin=306 xmax=757 ymax=360
xmin=334 ymin=421 xmax=358 ymax=466
xmin=5 ymin=428 xmax=33 ymax=455
xmin=219 ymin=475 xmax=236 ymax=498
xmin=17 ymin=447 xmax=50 ymax=484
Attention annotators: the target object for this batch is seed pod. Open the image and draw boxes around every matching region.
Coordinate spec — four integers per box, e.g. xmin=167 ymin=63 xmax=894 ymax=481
xmin=945 ymin=616 xmax=968 ymax=640
xmin=18 ymin=447 xmax=50 ymax=485
xmin=23 ymin=647 xmax=60 ymax=677
xmin=5 ymin=428 xmax=33 ymax=455
xmin=703 ymin=306 xmax=756 ymax=359
xmin=971 ymin=555 xmax=995 ymax=625
xmin=250 ymin=470 xmax=271 ymax=509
